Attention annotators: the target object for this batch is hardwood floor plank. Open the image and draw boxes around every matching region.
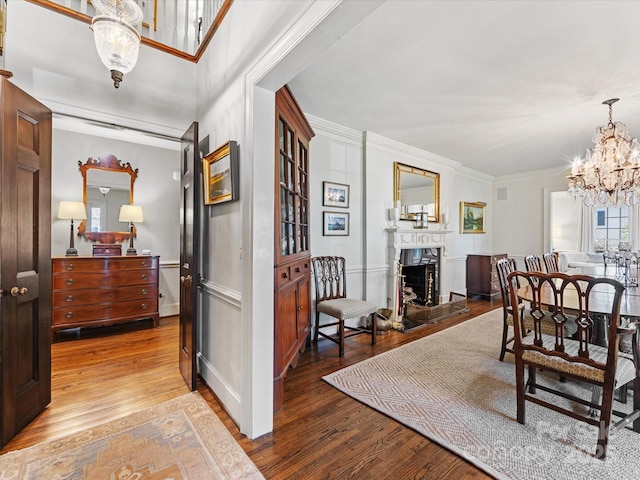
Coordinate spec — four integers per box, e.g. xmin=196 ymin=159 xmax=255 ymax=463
xmin=1 ymin=299 xmax=500 ymax=479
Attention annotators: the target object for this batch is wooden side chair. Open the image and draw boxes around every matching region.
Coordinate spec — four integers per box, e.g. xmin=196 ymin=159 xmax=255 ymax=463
xmin=507 ymin=270 xmax=640 ymax=459
xmin=542 ymin=252 xmax=559 ymax=273
xmin=311 ymin=256 xmax=378 ymax=357
xmin=524 ymin=254 xmax=543 ymax=272
xmin=496 ymin=258 xmax=525 ymax=361
xmin=496 ymin=259 xmax=573 ymax=361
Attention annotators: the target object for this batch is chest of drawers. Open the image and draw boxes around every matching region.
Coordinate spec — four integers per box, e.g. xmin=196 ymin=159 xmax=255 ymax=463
xmin=51 ymin=255 xmax=160 ymax=332
xmin=466 ymin=253 xmax=507 ymax=300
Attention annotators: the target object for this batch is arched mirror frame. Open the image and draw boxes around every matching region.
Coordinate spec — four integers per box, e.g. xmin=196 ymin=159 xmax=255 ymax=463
xmin=78 ymin=154 xmax=138 ymax=243
xmin=393 ymin=162 xmax=440 ymax=222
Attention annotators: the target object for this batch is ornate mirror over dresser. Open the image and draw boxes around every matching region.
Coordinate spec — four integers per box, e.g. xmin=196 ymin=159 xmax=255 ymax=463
xmin=77 ymin=154 xmax=138 ymax=243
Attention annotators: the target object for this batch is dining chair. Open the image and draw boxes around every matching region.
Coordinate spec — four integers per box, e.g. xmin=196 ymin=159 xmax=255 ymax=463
xmin=496 ymin=258 xmax=573 ymax=361
xmin=507 ymin=270 xmax=640 ymax=459
xmin=542 ymin=252 xmax=559 ymax=273
xmin=496 ymin=258 xmax=525 ymax=361
xmin=524 ymin=254 xmax=543 ymax=272
xmin=311 ymin=256 xmax=378 ymax=357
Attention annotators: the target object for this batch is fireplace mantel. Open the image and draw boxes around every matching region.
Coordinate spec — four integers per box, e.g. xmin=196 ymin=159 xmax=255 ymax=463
xmin=386 ymin=227 xmax=453 ymax=256
xmin=386 ymin=227 xmax=453 ymax=313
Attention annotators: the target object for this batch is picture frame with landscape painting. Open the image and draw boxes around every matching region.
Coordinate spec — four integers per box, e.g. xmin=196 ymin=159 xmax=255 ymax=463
xmin=323 ymin=211 xmax=350 ymax=236
xmin=322 ymin=181 xmax=350 ymax=208
xmin=460 ymin=201 xmax=486 ymax=234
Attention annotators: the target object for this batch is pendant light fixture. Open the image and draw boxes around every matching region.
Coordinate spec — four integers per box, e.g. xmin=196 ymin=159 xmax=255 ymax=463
xmin=91 ymin=0 xmax=144 ymax=89
xmin=567 ymin=98 xmax=640 ymax=207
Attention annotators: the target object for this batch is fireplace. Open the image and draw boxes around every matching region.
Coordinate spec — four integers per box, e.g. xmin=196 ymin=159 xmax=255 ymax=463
xmin=386 ymin=228 xmax=458 ymax=329
xmin=400 ymin=248 xmax=440 ymax=306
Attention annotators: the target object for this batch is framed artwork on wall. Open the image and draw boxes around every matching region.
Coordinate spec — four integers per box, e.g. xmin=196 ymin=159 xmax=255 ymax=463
xmin=322 ymin=181 xmax=350 ymax=208
xmin=323 ymin=211 xmax=350 ymax=236
xmin=203 ymin=140 xmax=239 ymax=206
xmin=460 ymin=201 xmax=486 ymax=234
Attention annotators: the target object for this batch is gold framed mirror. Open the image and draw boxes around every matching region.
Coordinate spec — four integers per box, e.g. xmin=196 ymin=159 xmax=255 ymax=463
xmin=393 ymin=162 xmax=440 ymax=222
xmin=78 ymin=154 xmax=138 ymax=243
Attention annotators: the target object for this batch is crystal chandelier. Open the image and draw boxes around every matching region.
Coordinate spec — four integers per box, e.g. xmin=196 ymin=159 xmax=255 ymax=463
xmin=567 ymin=98 xmax=640 ymax=207
xmin=91 ymin=0 xmax=144 ymax=88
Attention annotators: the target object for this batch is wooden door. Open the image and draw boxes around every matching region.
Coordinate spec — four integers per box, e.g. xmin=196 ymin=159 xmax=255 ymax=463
xmin=0 ymin=77 xmax=52 ymax=446
xmin=179 ymin=122 xmax=199 ymax=390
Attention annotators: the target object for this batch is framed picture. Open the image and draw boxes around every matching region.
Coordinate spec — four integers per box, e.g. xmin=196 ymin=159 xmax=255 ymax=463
xmin=203 ymin=140 xmax=239 ymax=206
xmin=323 ymin=211 xmax=350 ymax=236
xmin=322 ymin=181 xmax=350 ymax=208
xmin=460 ymin=201 xmax=486 ymax=234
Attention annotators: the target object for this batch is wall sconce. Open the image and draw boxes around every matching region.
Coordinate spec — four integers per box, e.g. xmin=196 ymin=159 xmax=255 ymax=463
xmin=119 ymin=204 xmax=143 ymax=255
xmin=91 ymin=0 xmax=144 ymax=88
xmin=58 ymin=201 xmax=87 ymax=256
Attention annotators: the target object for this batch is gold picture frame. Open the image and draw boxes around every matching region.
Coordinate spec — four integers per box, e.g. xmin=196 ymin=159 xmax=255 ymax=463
xmin=460 ymin=201 xmax=486 ymax=234
xmin=203 ymin=140 xmax=239 ymax=206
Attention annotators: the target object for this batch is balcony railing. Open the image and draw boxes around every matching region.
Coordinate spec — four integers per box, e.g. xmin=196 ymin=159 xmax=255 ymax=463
xmin=27 ymin=0 xmax=232 ymax=61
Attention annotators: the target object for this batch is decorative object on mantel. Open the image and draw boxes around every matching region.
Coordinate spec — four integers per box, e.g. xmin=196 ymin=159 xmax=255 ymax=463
xmin=460 ymin=201 xmax=486 ymax=234
xmin=323 ymin=211 xmax=349 ymax=236
xmin=91 ymin=0 xmax=144 ymax=88
xmin=203 ymin=140 xmax=239 ymax=205
xmin=323 ymin=181 xmax=349 ymax=208
xmin=567 ymin=98 xmax=640 ymax=207
xmin=118 ymin=204 xmax=143 ymax=255
xmin=387 ymin=204 xmax=400 ymax=229
xmin=57 ymin=201 xmax=87 ymax=256
xmin=440 ymin=207 xmax=450 ymax=230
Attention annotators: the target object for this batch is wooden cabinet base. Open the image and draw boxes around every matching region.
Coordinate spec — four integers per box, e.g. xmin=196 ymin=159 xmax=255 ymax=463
xmin=52 ymin=256 xmax=160 ymax=333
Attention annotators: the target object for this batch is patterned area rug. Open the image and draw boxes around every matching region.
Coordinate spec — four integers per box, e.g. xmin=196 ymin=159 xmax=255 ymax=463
xmin=324 ymin=308 xmax=640 ymax=480
xmin=0 ymin=392 xmax=264 ymax=479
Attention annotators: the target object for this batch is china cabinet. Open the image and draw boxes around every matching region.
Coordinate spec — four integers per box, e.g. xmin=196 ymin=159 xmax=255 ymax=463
xmin=273 ymin=85 xmax=314 ymax=412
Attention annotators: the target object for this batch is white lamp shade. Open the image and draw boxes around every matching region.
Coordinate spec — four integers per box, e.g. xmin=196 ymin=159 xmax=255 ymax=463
xmin=92 ymin=16 xmax=141 ymax=76
xmin=119 ymin=204 xmax=143 ymax=223
xmin=57 ymin=201 xmax=87 ymax=220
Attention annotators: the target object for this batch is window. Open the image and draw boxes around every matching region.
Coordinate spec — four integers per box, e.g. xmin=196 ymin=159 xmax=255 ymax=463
xmin=593 ymin=206 xmax=629 ymax=251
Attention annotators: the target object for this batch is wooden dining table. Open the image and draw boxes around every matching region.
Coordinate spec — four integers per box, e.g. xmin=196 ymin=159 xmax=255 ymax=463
xmin=516 ymin=264 xmax=640 ymax=319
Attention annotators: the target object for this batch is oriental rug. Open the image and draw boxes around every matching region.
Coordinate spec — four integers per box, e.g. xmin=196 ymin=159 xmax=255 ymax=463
xmin=0 ymin=392 xmax=264 ymax=479
xmin=323 ymin=308 xmax=640 ymax=480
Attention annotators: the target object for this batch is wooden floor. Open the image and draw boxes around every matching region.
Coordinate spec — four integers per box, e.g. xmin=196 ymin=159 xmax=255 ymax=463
xmin=2 ymin=298 xmax=500 ymax=479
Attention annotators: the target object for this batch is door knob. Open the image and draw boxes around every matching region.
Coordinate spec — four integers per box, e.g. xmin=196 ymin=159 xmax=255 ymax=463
xmin=10 ymin=287 xmax=27 ymax=297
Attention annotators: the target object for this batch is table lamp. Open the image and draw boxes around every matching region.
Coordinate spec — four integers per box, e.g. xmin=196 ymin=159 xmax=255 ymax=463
xmin=58 ymin=201 xmax=87 ymax=256
xmin=119 ymin=204 xmax=143 ymax=255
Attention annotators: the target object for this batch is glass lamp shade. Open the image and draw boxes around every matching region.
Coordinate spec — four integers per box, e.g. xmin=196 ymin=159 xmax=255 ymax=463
xmin=92 ymin=15 xmax=141 ymax=88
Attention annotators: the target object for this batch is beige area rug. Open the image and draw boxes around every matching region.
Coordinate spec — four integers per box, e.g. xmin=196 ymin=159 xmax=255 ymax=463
xmin=0 ymin=392 xmax=264 ymax=479
xmin=324 ymin=308 xmax=640 ymax=480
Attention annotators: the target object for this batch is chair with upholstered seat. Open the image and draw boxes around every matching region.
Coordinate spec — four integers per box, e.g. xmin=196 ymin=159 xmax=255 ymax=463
xmin=542 ymin=252 xmax=559 ymax=273
xmin=524 ymin=254 xmax=543 ymax=272
xmin=507 ymin=270 xmax=640 ymax=459
xmin=311 ymin=256 xmax=378 ymax=356
xmin=496 ymin=258 xmax=575 ymax=361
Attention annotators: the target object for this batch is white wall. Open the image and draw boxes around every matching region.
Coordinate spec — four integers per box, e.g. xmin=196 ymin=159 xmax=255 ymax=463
xmin=51 ymin=128 xmax=181 ymax=316
xmin=493 ymin=167 xmax=569 ymax=269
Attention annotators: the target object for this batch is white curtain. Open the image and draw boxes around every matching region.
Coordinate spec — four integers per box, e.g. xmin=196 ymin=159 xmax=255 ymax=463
xmin=577 ymin=203 xmax=594 ymax=252
xmin=630 ymin=204 xmax=640 ymax=251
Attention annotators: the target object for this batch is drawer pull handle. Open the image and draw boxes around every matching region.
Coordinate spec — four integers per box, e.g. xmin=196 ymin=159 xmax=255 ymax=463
xmin=141 ymin=303 xmax=148 ymax=310
xmin=141 ymin=261 xmax=148 ymax=267
xmin=65 ymin=312 xmax=74 ymax=319
xmin=65 ymin=264 xmax=74 ymax=271
xmin=141 ymin=288 xmax=148 ymax=295
xmin=141 ymin=274 xmax=148 ymax=280
xmin=295 ymin=267 xmax=300 ymax=273
xmin=65 ymin=279 xmax=74 ymax=286
xmin=282 ymin=272 xmax=288 ymax=279
xmin=65 ymin=295 xmax=73 ymax=302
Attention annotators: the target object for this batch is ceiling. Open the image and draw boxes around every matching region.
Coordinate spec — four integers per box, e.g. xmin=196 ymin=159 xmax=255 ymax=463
xmin=288 ymin=0 xmax=640 ymax=178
